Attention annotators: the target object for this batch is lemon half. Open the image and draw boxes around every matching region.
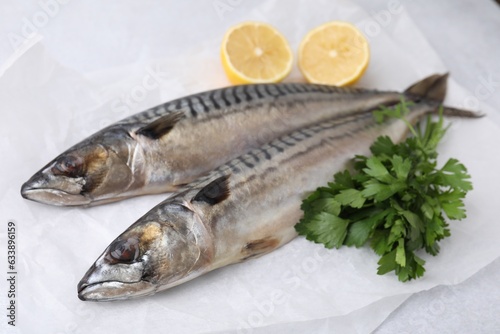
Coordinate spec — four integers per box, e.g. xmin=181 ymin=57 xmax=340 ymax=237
xmin=299 ymin=21 xmax=370 ymax=86
xmin=221 ymin=22 xmax=293 ymax=84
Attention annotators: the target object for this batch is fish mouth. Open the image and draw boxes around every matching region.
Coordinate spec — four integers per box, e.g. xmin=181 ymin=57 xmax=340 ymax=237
xmin=78 ymin=280 xmax=156 ymax=302
xmin=21 ymin=183 xmax=90 ymax=206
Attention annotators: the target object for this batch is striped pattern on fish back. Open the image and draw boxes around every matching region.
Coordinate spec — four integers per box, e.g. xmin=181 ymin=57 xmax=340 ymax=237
xmin=117 ymin=83 xmax=383 ymax=125
xmin=188 ymin=110 xmax=378 ymax=190
xmin=191 ymin=102 xmax=439 ymax=197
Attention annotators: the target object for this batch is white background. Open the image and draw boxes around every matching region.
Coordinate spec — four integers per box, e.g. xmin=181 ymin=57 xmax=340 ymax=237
xmin=0 ymin=1 xmax=499 ymax=333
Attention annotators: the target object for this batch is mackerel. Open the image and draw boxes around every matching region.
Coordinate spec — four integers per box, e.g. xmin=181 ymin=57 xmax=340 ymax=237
xmin=77 ymin=74 xmax=480 ymax=301
xmin=21 ymin=76 xmax=441 ymax=206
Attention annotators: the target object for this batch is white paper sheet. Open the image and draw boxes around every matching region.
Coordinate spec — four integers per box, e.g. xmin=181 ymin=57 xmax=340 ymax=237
xmin=1 ymin=1 xmax=499 ymax=333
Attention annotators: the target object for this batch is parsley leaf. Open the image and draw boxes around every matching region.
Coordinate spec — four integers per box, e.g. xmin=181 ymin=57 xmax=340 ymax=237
xmin=295 ymin=99 xmax=472 ymax=282
xmin=298 ymin=212 xmax=350 ymax=249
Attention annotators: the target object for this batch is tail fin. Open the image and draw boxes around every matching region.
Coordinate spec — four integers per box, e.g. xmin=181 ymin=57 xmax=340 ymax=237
xmin=403 ymin=74 xmax=483 ymax=118
xmin=404 ymin=73 xmax=449 ymax=103
xmin=441 ymin=106 xmax=484 ymax=118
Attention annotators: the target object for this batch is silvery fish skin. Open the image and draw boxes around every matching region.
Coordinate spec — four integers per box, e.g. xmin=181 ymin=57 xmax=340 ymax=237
xmin=78 ymin=94 xmax=473 ymax=301
xmin=21 ymin=79 xmax=424 ymax=206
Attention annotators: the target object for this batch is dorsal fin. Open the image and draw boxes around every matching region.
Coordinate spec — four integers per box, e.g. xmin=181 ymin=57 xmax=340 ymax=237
xmin=192 ymin=174 xmax=231 ymax=205
xmin=136 ymin=111 xmax=185 ymax=139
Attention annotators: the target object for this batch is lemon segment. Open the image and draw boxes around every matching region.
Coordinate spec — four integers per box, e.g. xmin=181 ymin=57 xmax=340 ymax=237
xmin=221 ymin=22 xmax=293 ymax=84
xmin=299 ymin=21 xmax=370 ymax=86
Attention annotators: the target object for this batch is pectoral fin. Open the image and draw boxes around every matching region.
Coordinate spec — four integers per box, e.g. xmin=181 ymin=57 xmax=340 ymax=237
xmin=192 ymin=174 xmax=231 ymax=205
xmin=136 ymin=111 xmax=185 ymax=139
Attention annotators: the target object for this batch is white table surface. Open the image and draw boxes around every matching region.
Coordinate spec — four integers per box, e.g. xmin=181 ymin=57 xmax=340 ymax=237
xmin=1 ymin=1 xmax=499 ymax=333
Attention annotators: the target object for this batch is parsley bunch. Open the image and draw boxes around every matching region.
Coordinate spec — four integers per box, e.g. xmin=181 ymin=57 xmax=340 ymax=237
xmin=295 ymin=100 xmax=472 ymax=282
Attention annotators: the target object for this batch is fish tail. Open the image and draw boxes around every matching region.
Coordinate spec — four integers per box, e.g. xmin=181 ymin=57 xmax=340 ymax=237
xmin=405 ymin=73 xmax=484 ymax=118
xmin=440 ymin=106 xmax=484 ymax=118
xmin=404 ymin=73 xmax=449 ymax=103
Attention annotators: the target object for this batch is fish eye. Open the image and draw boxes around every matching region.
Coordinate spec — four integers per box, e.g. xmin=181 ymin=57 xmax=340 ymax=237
xmin=106 ymin=237 xmax=140 ymax=264
xmin=52 ymin=156 xmax=83 ymax=177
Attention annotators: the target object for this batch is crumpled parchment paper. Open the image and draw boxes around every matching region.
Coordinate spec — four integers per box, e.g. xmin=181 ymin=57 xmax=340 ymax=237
xmin=1 ymin=1 xmax=499 ymax=333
